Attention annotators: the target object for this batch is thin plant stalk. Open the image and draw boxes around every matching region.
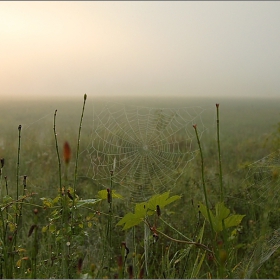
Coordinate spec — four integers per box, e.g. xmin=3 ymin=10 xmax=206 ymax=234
xmin=16 ymin=125 xmax=21 ymax=202
xmin=107 ymin=171 xmax=113 ymax=271
xmin=193 ymin=124 xmax=214 ymax=237
xmin=216 ymin=103 xmax=230 ymax=276
xmin=31 ymin=209 xmax=38 ymax=279
xmin=73 ymin=93 xmax=87 ymax=209
xmin=13 ymin=125 xmax=22 ymax=260
xmin=216 ymin=104 xmax=224 ymax=202
xmin=53 ymin=110 xmax=62 ymax=196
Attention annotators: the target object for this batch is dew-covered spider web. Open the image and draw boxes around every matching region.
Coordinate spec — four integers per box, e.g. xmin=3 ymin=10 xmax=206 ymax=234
xmin=86 ymin=101 xmax=206 ymax=202
xmin=233 ymin=226 xmax=280 ymax=278
xmin=238 ymin=150 xmax=280 ymax=207
xmin=227 ymin=150 xmax=280 ymax=278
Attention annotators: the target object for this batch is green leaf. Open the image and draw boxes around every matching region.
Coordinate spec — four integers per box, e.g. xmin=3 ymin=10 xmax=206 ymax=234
xmin=117 ymin=192 xmax=180 ymax=230
xmin=117 ymin=202 xmax=147 ymax=230
xmin=224 ymin=214 xmax=245 ymax=229
xmin=97 ymin=189 xmax=123 ymax=200
xmin=199 ymin=202 xmax=245 ymax=233
xmin=147 ymin=191 xmax=181 ymax=211
xmin=40 ymin=197 xmax=53 ymax=208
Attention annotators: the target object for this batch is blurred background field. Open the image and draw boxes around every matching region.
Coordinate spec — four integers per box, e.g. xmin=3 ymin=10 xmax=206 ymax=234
xmin=0 ymin=95 xmax=280 ymax=278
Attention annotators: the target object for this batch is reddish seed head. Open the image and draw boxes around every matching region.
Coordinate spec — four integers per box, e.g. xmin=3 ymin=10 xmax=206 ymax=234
xmin=63 ymin=141 xmax=71 ymax=165
xmin=193 ymin=124 xmax=197 ymax=129
xmin=33 ymin=208 xmax=38 ymax=215
xmin=216 ymin=103 xmax=220 ymax=108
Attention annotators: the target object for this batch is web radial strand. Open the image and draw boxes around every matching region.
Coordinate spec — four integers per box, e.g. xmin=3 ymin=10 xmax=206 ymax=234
xmin=88 ymin=101 xmax=205 ymax=202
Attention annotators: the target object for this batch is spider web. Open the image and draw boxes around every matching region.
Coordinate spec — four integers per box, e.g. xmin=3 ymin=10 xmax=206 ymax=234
xmin=233 ymin=227 xmax=280 ymax=278
xmin=229 ymin=150 xmax=280 ymax=278
xmin=240 ymin=150 xmax=280 ymax=207
xmin=86 ymin=101 xmax=206 ymax=202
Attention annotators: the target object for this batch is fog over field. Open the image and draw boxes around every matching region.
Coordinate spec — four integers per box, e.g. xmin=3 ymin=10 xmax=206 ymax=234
xmin=1 ymin=1 xmax=280 ymax=101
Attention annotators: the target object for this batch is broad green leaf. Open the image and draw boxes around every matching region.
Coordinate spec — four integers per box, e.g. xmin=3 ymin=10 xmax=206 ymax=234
xmin=117 ymin=192 xmax=180 ymax=230
xmin=40 ymin=197 xmax=53 ymax=208
xmin=224 ymin=214 xmax=245 ymax=229
xmin=117 ymin=202 xmax=147 ymax=230
xmin=215 ymin=202 xmax=230 ymax=221
xmin=117 ymin=212 xmax=144 ymax=230
xmin=97 ymin=189 xmax=123 ymax=200
xmin=147 ymin=191 xmax=181 ymax=211
xmin=199 ymin=202 xmax=245 ymax=233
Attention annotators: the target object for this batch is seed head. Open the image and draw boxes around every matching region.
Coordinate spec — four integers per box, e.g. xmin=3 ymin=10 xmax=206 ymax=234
xmin=28 ymin=225 xmax=37 ymax=237
xmin=156 ymin=205 xmax=161 ymax=217
xmin=63 ymin=141 xmax=71 ymax=164
xmin=67 ymin=190 xmax=74 ymax=200
xmin=107 ymin=188 xmax=111 ymax=203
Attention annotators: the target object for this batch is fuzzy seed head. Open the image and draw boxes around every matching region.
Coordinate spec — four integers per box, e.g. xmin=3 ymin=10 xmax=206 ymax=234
xmin=63 ymin=141 xmax=71 ymax=164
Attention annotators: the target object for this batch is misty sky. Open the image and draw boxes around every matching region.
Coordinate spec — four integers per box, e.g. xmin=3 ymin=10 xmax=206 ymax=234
xmin=1 ymin=1 xmax=280 ymax=100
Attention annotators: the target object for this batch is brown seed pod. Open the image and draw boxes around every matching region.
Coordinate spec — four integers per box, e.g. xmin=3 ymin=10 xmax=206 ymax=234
xmin=28 ymin=225 xmax=37 ymax=237
xmin=63 ymin=141 xmax=71 ymax=164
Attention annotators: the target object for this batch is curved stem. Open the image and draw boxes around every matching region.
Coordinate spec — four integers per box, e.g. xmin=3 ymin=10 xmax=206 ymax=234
xmin=73 ymin=94 xmax=87 ymax=207
xmin=193 ymin=124 xmax=214 ymax=237
xmin=53 ymin=110 xmax=62 ymax=196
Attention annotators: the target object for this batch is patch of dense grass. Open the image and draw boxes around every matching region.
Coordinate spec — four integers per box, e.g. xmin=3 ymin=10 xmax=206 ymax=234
xmin=0 ymin=95 xmax=279 ymax=278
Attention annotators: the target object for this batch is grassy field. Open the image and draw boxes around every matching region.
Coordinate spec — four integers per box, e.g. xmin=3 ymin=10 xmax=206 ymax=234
xmin=0 ymin=95 xmax=280 ymax=278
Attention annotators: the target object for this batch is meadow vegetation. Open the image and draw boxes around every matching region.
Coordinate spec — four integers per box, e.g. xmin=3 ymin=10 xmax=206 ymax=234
xmin=0 ymin=95 xmax=280 ymax=278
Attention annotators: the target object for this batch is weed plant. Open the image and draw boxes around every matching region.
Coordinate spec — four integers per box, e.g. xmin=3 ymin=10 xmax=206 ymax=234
xmin=0 ymin=96 xmax=279 ymax=278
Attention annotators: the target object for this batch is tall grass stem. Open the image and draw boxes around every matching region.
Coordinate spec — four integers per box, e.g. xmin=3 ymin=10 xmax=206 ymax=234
xmin=53 ymin=110 xmax=62 ymax=195
xmin=216 ymin=104 xmax=224 ymax=202
xmin=193 ymin=124 xmax=214 ymax=237
xmin=73 ymin=94 xmax=87 ymax=208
